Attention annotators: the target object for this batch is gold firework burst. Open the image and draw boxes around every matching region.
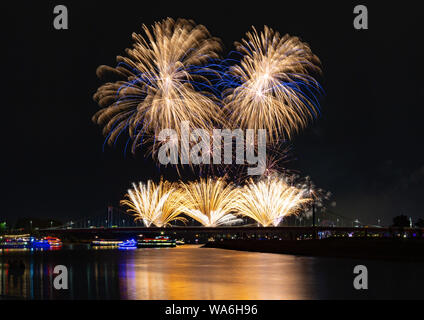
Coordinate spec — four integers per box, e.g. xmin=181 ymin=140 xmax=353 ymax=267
xmin=93 ymin=18 xmax=223 ymax=155
xmin=234 ymin=175 xmax=311 ymax=226
xmin=223 ymin=26 xmax=321 ymax=143
xmin=120 ymin=179 xmax=187 ymax=227
xmin=178 ymin=177 xmax=242 ymax=227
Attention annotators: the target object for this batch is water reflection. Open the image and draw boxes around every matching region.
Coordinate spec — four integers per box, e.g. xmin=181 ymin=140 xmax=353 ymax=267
xmin=1 ymin=260 xmax=25 ymax=297
xmin=1 ymin=245 xmax=424 ymax=299
xmin=116 ymin=246 xmax=317 ymax=299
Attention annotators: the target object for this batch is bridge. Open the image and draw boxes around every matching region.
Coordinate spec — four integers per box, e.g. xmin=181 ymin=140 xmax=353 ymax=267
xmin=42 ymin=205 xmax=369 ymax=230
xmin=39 ymin=224 xmax=424 ymax=242
xmin=37 ymin=206 xmax=422 ymax=242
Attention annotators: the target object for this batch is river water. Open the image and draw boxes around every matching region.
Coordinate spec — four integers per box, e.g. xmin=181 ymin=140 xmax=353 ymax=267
xmin=1 ymin=245 xmax=423 ymax=299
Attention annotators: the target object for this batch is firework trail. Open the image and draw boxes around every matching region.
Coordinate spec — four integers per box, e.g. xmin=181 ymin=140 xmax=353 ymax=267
xmin=178 ymin=177 xmax=242 ymax=227
xmin=120 ymin=179 xmax=187 ymax=227
xmin=221 ymin=26 xmax=322 ymax=144
xmin=234 ymin=175 xmax=311 ymax=226
xmin=93 ymin=18 xmax=223 ymax=156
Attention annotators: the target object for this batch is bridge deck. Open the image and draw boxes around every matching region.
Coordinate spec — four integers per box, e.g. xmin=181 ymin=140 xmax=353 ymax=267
xmin=39 ymin=226 xmax=415 ymax=234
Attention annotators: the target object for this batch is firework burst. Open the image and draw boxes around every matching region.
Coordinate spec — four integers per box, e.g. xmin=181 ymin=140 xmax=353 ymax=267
xmin=178 ymin=177 xmax=242 ymax=227
xmin=234 ymin=175 xmax=311 ymax=226
xmin=297 ymin=175 xmax=332 ymax=215
xmin=221 ymin=26 xmax=322 ymax=143
xmin=120 ymin=179 xmax=187 ymax=227
xmin=93 ymin=18 xmax=223 ymax=155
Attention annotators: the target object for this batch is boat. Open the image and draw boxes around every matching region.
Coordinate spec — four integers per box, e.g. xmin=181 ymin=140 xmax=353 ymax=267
xmin=42 ymin=236 xmax=62 ymax=248
xmin=31 ymin=238 xmax=50 ymax=249
xmin=0 ymin=235 xmax=62 ymax=250
xmin=137 ymin=236 xmax=176 ymax=248
xmin=91 ymin=239 xmax=123 ymax=247
xmin=118 ymin=239 xmax=137 ymax=249
xmin=0 ymin=236 xmax=31 ymax=249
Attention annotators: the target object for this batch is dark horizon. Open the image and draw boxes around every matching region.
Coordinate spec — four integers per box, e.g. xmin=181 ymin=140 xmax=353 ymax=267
xmin=4 ymin=1 xmax=424 ymax=226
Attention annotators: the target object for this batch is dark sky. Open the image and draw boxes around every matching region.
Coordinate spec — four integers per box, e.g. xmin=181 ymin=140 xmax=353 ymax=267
xmin=4 ymin=1 xmax=424 ymax=226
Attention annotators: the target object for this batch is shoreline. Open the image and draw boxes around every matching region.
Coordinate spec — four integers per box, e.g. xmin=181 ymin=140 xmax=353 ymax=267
xmin=202 ymin=238 xmax=424 ymax=261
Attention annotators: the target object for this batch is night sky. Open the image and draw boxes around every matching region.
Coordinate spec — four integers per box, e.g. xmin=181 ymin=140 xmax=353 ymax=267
xmin=4 ymin=1 xmax=424 ymax=226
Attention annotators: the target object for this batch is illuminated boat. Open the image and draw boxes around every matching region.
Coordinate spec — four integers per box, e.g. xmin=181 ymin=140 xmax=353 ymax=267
xmin=0 ymin=235 xmax=62 ymax=250
xmin=91 ymin=239 xmax=123 ymax=247
xmin=0 ymin=237 xmax=31 ymax=249
xmin=118 ymin=239 xmax=137 ymax=249
xmin=137 ymin=236 xmax=176 ymax=248
xmin=30 ymin=238 xmax=50 ymax=249
xmin=43 ymin=236 xmax=62 ymax=248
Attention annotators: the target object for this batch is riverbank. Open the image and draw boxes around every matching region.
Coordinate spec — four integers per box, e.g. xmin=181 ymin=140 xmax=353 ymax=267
xmin=203 ymin=238 xmax=424 ymax=261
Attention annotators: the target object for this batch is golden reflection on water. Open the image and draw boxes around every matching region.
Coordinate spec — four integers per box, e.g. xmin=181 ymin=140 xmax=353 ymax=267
xmin=1 ymin=245 xmax=317 ymax=299
xmin=118 ymin=245 xmax=316 ymax=300
xmin=2 ymin=245 xmax=423 ymax=299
